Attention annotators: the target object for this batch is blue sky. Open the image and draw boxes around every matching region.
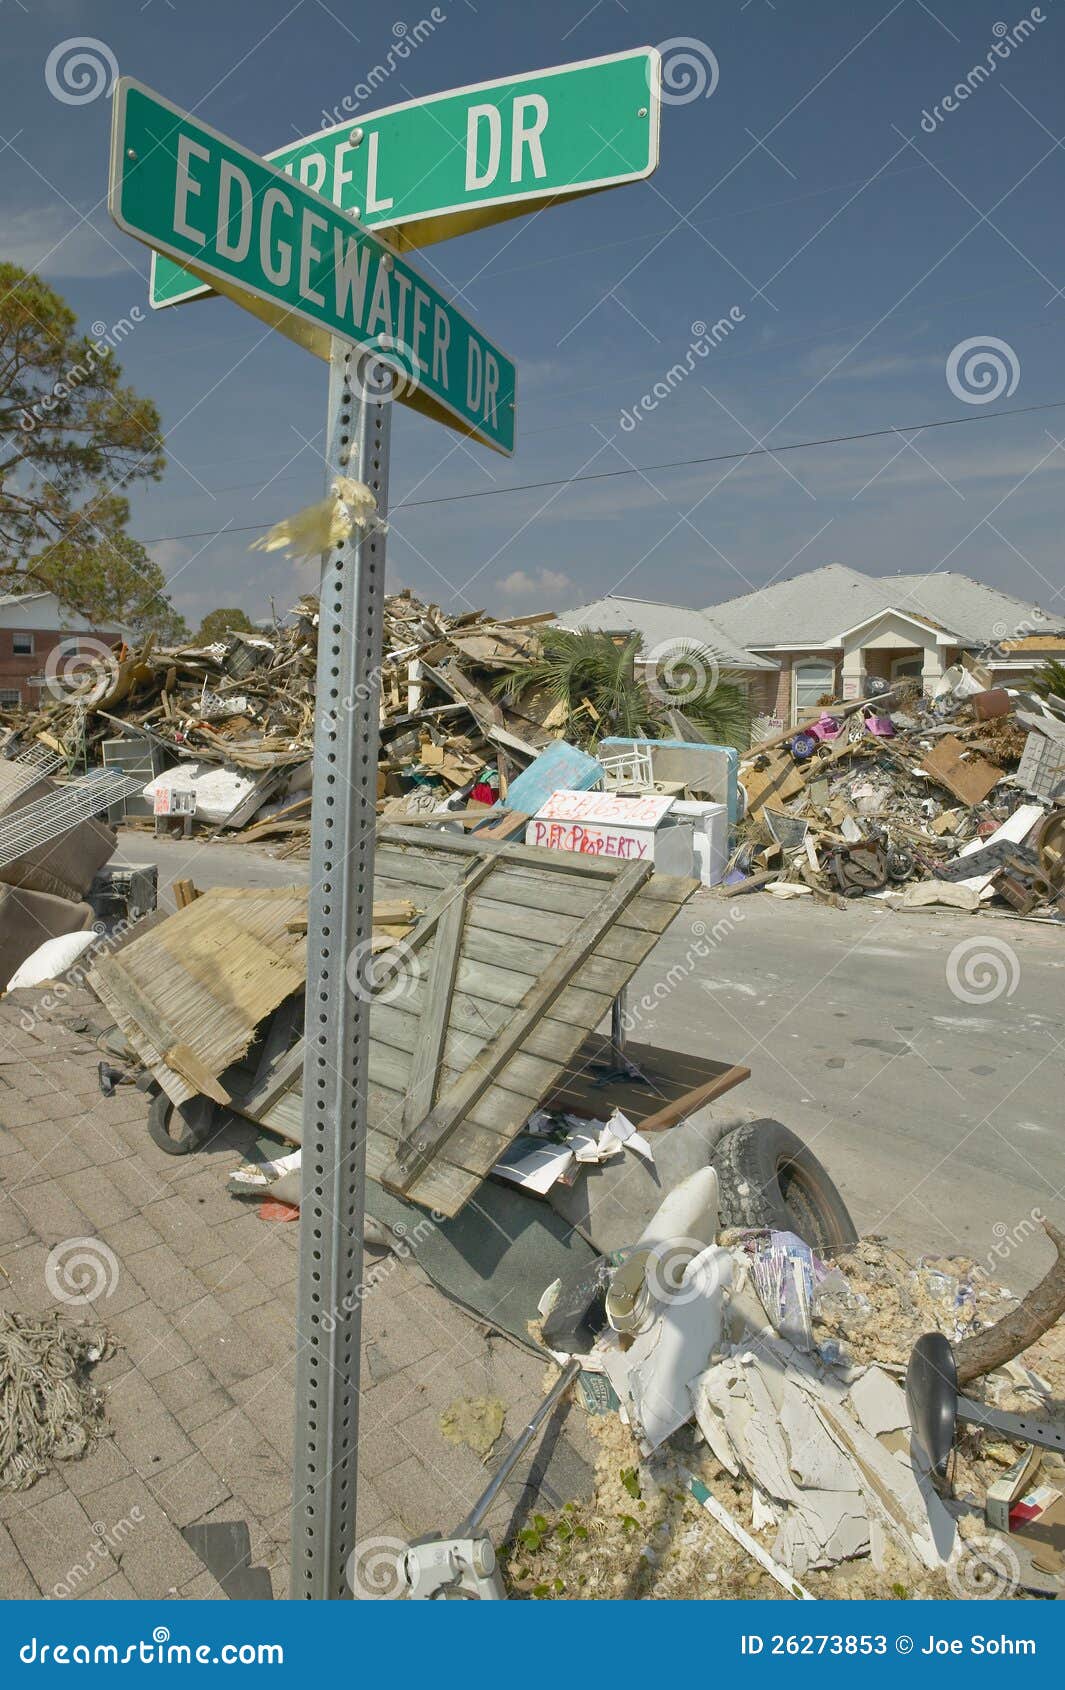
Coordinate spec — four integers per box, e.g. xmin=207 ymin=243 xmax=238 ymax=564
xmin=5 ymin=0 xmax=1065 ymax=630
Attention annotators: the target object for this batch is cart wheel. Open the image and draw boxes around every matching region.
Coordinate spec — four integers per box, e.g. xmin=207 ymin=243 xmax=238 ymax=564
xmin=147 ymin=1091 xmax=217 ymax=1156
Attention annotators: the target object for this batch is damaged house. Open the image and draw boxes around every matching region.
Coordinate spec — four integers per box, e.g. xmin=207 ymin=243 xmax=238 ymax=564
xmin=702 ymin=564 xmax=1065 ymax=726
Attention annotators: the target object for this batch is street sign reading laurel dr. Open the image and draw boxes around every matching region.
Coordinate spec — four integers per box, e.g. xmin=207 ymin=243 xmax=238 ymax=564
xmin=149 ymin=47 xmax=661 ymax=310
xmin=109 ymin=78 xmax=516 ymax=453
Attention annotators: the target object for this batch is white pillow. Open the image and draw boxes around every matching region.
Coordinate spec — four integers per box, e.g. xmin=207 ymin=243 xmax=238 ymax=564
xmin=7 ymin=930 xmax=96 ymax=991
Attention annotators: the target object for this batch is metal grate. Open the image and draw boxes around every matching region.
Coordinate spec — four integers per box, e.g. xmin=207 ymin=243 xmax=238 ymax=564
xmin=0 ymin=772 xmax=142 ymax=869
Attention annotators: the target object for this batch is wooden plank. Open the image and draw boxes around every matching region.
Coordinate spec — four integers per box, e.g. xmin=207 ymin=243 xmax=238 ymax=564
xmin=257 ymin=1072 xmax=515 ymax=1184
xmin=371 ymin=1032 xmax=558 ymax=1116
xmin=164 ymin=1042 xmax=231 ymax=1105
xmin=459 ymin=860 xmax=692 ymax=922
xmin=474 ymin=809 xmax=529 ymax=841
xmin=464 ymin=906 xmax=651 ymax=969
xmin=383 ymin=859 xmax=651 ymax=1194
xmin=241 ymin=1029 xmax=306 ymax=1119
xmin=372 ymin=987 xmax=599 ymax=1069
xmin=366 ymin=1128 xmax=477 ymax=1214
xmin=402 ymin=889 xmax=467 ymax=1131
xmin=635 ymin=1065 xmax=751 ymax=1133
xmin=90 ymin=959 xmax=233 ymax=1104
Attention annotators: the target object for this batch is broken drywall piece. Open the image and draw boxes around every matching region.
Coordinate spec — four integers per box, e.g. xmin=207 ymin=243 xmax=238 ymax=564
xmin=848 ymin=1365 xmax=911 ymax=1438
xmin=780 ymin=1385 xmax=856 ymax=1492
xmin=691 ymin=1346 xmax=872 ymax=1573
xmin=751 ymin=1486 xmax=779 ymax=1533
xmin=813 ymin=1396 xmax=957 ymax=1571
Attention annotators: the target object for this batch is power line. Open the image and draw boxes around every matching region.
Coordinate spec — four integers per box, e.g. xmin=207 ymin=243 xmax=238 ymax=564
xmin=142 ymin=395 xmax=1065 ymax=546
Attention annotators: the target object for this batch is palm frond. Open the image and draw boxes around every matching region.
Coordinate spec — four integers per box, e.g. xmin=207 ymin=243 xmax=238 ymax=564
xmin=1032 ymin=658 xmax=1065 ymax=702
xmin=491 ymin=626 xmax=750 ymax=750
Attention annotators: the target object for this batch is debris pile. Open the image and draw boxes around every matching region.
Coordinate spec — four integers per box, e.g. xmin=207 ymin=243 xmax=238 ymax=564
xmin=734 ymin=666 xmax=1065 ymax=916
xmin=0 ymin=592 xmax=558 ymax=850
xmin=517 ymin=1222 xmax=1065 ymax=1601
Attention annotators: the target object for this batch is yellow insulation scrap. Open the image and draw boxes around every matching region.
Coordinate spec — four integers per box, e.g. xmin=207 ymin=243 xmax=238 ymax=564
xmin=251 ymin=476 xmax=385 ymax=563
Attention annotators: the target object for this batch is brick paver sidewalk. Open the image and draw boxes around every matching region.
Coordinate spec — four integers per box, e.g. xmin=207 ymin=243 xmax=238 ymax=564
xmin=0 ymin=986 xmax=592 ymax=1599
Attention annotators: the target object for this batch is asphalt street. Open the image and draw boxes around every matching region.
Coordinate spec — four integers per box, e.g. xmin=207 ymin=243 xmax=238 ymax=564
xmin=124 ymin=830 xmax=1065 ymax=1292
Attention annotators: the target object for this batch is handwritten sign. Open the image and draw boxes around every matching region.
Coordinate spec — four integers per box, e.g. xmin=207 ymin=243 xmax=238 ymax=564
xmin=534 ymin=789 xmax=674 ymax=826
xmin=527 ymin=819 xmax=652 ymax=859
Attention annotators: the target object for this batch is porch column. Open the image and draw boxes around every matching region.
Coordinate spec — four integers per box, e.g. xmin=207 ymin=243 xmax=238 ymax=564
xmin=840 ymin=643 xmax=865 ymax=700
xmin=921 ymin=642 xmax=945 ymax=692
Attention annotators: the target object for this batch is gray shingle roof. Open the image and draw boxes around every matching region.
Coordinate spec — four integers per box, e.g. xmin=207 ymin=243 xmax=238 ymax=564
xmin=702 ymin=564 xmax=1063 ymax=647
xmin=552 ymin=595 xmax=778 ymax=672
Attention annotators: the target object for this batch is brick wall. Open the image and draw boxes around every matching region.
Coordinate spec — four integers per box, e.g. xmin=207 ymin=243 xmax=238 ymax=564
xmin=0 ymin=627 xmax=121 ymax=709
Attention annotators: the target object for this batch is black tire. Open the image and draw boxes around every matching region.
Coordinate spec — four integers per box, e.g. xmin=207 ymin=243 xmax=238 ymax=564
xmin=147 ymin=1091 xmax=217 ymax=1156
xmin=712 ymin=1119 xmax=857 ymax=1255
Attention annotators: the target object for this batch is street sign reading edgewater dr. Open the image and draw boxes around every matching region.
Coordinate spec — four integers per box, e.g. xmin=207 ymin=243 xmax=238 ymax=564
xmin=149 ymin=47 xmax=661 ymax=311
xmin=109 ymin=78 xmax=516 ymax=452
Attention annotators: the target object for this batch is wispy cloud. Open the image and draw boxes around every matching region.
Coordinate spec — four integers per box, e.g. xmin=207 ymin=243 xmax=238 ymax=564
xmin=5 ymin=205 xmax=136 ymax=279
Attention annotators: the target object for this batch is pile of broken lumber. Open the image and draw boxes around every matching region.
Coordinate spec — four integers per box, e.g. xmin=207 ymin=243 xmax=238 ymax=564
xmin=0 ymin=591 xmax=562 ymax=851
xmin=733 ymin=667 xmax=1065 ymax=915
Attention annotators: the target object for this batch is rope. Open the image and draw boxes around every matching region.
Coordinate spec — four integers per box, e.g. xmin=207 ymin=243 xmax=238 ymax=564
xmin=0 ymin=1310 xmax=112 ymax=1491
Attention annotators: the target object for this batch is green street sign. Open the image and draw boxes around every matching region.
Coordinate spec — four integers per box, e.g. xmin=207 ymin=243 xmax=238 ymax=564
xmin=150 ymin=46 xmax=661 ymax=311
xmin=109 ymin=79 xmax=516 ymax=453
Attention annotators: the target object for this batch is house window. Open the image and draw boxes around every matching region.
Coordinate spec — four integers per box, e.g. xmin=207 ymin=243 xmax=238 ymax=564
xmin=792 ymin=659 xmax=835 ymax=719
xmin=891 ymin=655 xmax=923 ymax=680
xmin=0 ymin=689 xmax=21 ymax=708
xmin=12 ymin=633 xmax=33 ymax=656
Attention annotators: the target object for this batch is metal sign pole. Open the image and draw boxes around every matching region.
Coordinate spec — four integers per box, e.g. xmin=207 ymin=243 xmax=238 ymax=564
xmin=291 ymin=341 xmax=391 ymax=1599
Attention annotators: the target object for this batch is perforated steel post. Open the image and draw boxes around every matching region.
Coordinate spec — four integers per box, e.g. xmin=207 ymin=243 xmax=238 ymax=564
xmin=291 ymin=343 xmax=391 ymax=1599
